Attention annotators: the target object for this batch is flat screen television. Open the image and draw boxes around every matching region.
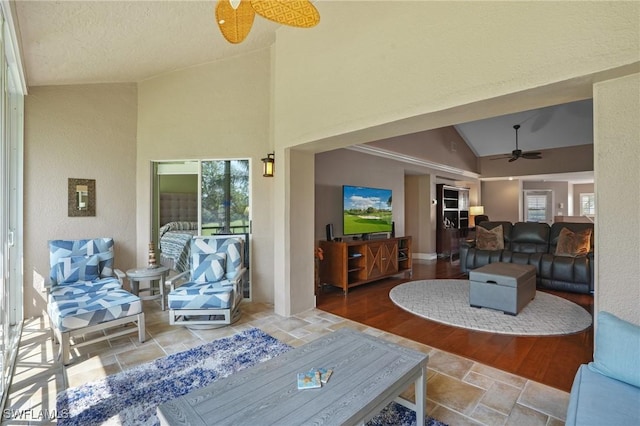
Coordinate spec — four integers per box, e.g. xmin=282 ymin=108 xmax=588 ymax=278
xmin=342 ymin=185 xmax=393 ymax=236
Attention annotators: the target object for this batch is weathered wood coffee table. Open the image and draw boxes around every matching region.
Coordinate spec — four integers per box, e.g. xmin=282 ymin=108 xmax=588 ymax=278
xmin=157 ymin=327 xmax=428 ymax=426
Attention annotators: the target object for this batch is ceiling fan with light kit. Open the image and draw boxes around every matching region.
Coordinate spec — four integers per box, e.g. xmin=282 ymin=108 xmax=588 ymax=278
xmin=494 ymin=124 xmax=543 ymax=162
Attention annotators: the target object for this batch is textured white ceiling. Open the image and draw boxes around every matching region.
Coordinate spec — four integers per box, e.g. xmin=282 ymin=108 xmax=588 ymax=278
xmin=14 ymin=0 xmax=279 ymax=86
xmin=13 ymin=1 xmax=593 ymax=172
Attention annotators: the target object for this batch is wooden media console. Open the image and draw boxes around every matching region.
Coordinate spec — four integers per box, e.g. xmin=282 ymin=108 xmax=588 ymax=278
xmin=319 ymin=236 xmax=412 ymax=294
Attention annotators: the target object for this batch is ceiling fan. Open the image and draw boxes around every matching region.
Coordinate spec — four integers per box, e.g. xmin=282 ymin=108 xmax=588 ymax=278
xmin=496 ymin=124 xmax=542 ymax=162
xmin=216 ymin=0 xmax=320 ymax=44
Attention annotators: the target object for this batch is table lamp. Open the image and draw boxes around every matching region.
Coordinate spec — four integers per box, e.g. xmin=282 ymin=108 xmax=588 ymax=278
xmin=470 ymin=206 xmax=485 ymax=227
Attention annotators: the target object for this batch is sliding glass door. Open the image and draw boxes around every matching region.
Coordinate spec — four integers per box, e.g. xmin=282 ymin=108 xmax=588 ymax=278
xmin=152 ymin=159 xmax=251 ymax=299
xmin=200 ymin=160 xmax=249 ymax=235
xmin=0 ymin=7 xmax=25 ymax=408
xmin=201 ymin=160 xmax=250 ymax=298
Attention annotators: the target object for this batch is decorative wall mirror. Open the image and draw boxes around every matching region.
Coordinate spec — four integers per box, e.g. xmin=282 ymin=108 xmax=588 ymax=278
xmin=68 ymin=178 xmax=96 ymax=217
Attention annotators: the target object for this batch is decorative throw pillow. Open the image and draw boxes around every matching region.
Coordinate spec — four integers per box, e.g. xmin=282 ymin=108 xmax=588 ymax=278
xmin=54 ymin=254 xmax=100 ymax=284
xmin=555 ymin=227 xmax=592 ymax=257
xmin=95 ymin=250 xmax=114 ymax=278
xmin=192 ymin=253 xmax=226 ymax=284
xmin=476 ymin=225 xmax=504 ymax=250
xmin=590 ymin=311 xmax=640 ymax=388
xmin=222 ymin=240 xmax=243 ymax=279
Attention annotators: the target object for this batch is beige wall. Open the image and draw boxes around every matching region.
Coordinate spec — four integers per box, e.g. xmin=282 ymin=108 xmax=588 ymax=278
xmin=475 ymin=180 xmax=583 ymax=225
xmin=594 ymin=73 xmax=640 ymax=325
xmin=315 ymin=149 xmax=407 ymax=241
xmin=159 ymin=175 xmax=198 ymax=193
xmin=367 ymin=126 xmax=479 ymax=174
xmin=273 ymin=1 xmax=638 ymax=317
xmin=479 ymin=144 xmax=593 ymax=178
xmin=523 ymin=181 xmax=569 ymax=218
xmin=480 ymin=180 xmax=521 ymax=223
xmin=136 ymin=48 xmax=275 ymax=303
xmin=274 ymin=2 xmax=638 ymax=149
xmin=405 ymin=175 xmax=436 ymax=259
xmin=314 ymin=148 xmax=477 ymax=259
xmin=24 ymin=84 xmax=137 ymax=318
xmin=288 ymin=149 xmax=315 ymax=314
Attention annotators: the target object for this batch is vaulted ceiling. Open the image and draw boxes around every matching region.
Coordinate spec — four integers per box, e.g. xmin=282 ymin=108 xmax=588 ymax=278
xmin=455 ymin=99 xmax=592 ymax=158
xmin=13 ymin=1 xmax=593 ymax=180
xmin=14 ymin=0 xmax=278 ymax=86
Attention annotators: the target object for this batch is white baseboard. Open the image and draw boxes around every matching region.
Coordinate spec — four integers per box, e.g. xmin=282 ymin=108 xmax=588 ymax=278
xmin=413 ymin=252 xmax=438 ymax=260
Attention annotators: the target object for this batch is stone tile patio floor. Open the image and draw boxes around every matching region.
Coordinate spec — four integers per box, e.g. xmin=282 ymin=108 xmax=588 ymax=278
xmin=3 ymin=300 xmax=569 ymax=425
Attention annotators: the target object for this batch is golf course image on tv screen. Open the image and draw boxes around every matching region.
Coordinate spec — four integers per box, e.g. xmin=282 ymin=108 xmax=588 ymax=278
xmin=342 ymin=185 xmax=393 ymax=235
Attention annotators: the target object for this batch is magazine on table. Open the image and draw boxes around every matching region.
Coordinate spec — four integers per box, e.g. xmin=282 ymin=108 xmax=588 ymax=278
xmin=296 ymin=368 xmax=333 ymax=389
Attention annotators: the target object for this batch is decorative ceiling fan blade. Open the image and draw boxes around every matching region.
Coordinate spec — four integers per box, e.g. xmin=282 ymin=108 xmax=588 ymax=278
xmin=250 ymin=0 xmax=320 ymax=28
xmin=216 ymin=0 xmax=256 ymax=44
xmin=508 ymin=156 xmax=519 ymax=162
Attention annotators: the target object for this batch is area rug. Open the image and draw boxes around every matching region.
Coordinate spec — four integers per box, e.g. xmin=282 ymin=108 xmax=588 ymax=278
xmin=389 ymin=279 xmax=592 ymax=335
xmin=57 ymin=328 xmax=446 ymax=426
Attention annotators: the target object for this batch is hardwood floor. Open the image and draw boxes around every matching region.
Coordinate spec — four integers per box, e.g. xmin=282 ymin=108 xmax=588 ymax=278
xmin=316 ymin=259 xmax=594 ymax=393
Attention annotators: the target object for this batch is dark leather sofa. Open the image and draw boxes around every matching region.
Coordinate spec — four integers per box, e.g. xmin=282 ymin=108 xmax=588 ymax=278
xmin=460 ymin=221 xmax=594 ymax=294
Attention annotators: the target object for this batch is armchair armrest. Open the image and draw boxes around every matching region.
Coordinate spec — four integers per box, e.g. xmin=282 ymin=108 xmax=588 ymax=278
xmin=114 ymin=269 xmax=126 ymax=286
xmin=167 ymin=271 xmax=190 ymax=291
xmin=460 ymin=239 xmax=476 ymax=249
xmin=459 ymin=243 xmax=474 ymax=273
xmin=229 ymin=267 xmax=247 ymax=306
xmin=227 ymin=267 xmax=247 ymax=288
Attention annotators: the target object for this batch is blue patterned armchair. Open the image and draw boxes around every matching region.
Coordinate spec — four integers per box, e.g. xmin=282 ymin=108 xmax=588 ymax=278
xmin=47 ymin=238 xmax=145 ymax=365
xmin=167 ymin=235 xmax=246 ymax=328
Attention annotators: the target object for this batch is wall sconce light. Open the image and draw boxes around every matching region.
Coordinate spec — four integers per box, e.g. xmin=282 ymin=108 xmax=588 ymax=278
xmin=262 ymin=152 xmax=275 ymax=177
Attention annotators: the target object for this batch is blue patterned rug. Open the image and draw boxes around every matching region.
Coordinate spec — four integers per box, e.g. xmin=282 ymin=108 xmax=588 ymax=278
xmin=57 ymin=328 xmax=446 ymax=426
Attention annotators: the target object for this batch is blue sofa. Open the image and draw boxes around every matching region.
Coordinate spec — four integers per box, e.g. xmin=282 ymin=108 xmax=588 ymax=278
xmin=566 ymin=311 xmax=640 ymax=425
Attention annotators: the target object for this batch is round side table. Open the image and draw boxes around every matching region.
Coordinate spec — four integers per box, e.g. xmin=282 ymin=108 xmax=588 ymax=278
xmin=126 ymin=266 xmax=170 ymax=311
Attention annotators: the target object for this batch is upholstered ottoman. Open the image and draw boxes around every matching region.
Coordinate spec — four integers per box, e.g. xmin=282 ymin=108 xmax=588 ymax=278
xmin=469 ymin=263 xmax=536 ymax=315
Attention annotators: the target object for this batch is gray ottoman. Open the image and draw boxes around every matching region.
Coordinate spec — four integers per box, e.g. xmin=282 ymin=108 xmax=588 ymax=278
xmin=469 ymin=263 xmax=536 ymax=315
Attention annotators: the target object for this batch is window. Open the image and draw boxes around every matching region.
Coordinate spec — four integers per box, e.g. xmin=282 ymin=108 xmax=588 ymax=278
xmin=524 ymin=190 xmax=552 ymax=223
xmin=580 ymin=193 xmax=595 ymax=217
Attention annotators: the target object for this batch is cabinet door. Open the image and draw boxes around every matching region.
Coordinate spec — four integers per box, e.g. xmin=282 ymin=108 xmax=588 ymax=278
xmin=381 ymin=242 xmax=398 ymax=275
xmin=365 ymin=241 xmax=398 ymax=279
xmin=365 ymin=243 xmax=383 ymax=279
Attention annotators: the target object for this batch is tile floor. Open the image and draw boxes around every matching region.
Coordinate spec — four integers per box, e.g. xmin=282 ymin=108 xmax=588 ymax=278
xmin=3 ymin=299 xmax=569 ymax=425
